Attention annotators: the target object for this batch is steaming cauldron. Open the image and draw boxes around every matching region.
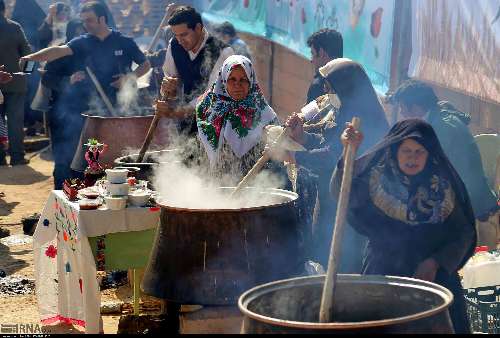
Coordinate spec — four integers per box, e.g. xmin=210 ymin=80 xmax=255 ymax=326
xmin=141 ymin=187 xmax=302 ymax=305
xmin=71 ymin=113 xmax=171 ymax=172
xmin=238 ymin=275 xmax=455 ymax=334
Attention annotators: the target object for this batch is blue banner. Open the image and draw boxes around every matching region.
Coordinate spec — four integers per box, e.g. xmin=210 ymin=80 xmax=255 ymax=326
xmin=196 ymin=0 xmax=395 ymax=93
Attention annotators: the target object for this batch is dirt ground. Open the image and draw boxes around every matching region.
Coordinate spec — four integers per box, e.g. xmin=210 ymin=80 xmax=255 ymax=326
xmin=0 ymin=150 xmax=244 ymax=334
xmin=0 ymin=151 xmax=123 ymax=334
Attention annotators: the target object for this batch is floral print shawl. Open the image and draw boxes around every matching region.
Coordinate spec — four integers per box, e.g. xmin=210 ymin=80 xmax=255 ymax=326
xmin=196 ymin=55 xmax=277 ymax=165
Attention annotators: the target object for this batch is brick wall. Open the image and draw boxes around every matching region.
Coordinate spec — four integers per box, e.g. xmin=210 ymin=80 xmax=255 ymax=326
xmin=107 ymin=0 xmax=171 ymax=38
xmin=240 ymin=32 xmax=315 ymax=122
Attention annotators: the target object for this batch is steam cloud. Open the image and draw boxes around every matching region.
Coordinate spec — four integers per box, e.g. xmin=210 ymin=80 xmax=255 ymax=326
xmin=151 ymin=126 xmax=289 ymax=210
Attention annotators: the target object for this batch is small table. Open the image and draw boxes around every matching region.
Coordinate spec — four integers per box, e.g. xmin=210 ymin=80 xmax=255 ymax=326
xmin=33 ymin=191 xmax=160 ymax=333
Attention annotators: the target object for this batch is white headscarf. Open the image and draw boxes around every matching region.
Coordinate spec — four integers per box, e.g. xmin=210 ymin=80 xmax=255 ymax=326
xmin=196 ymin=55 xmax=277 ymax=165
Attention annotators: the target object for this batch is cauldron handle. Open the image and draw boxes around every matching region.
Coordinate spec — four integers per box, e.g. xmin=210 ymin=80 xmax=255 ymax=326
xmin=319 ymin=117 xmax=361 ymax=323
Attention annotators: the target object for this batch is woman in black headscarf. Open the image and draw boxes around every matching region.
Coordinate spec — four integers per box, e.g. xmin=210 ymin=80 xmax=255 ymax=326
xmin=283 ymin=58 xmax=389 ymax=272
xmin=332 ymin=118 xmax=476 ymax=333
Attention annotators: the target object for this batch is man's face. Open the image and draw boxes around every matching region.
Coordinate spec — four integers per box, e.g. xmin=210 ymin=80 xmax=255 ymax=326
xmin=171 ymin=23 xmax=203 ymax=52
xmin=311 ymin=47 xmax=330 ymax=71
xmin=80 ymin=11 xmax=103 ymax=36
xmin=397 ymin=102 xmax=426 ymax=119
xmin=220 ymin=33 xmax=232 ymax=44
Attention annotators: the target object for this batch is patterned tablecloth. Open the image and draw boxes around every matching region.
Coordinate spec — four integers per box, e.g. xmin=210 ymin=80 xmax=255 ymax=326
xmin=33 ymin=191 xmax=160 ymax=333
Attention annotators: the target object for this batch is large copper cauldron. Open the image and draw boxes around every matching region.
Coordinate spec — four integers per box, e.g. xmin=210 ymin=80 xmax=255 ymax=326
xmin=141 ymin=187 xmax=302 ymax=305
xmin=239 ymin=275 xmax=455 ymax=334
xmin=71 ymin=113 xmax=171 ymax=172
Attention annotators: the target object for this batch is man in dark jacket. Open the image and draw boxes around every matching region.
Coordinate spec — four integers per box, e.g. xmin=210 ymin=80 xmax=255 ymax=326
xmin=306 ymin=29 xmax=343 ymax=104
xmin=390 ymin=79 xmax=499 ymax=221
xmin=0 ymin=0 xmax=32 ymax=165
xmin=156 ymin=6 xmax=234 ymax=135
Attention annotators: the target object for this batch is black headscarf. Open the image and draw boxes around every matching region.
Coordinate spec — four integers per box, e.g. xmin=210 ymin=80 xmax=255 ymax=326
xmin=321 ymin=59 xmax=389 ymax=156
xmin=332 ymin=119 xmax=476 ymax=276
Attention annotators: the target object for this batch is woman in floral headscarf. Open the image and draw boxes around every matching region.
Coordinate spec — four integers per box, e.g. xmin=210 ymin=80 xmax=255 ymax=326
xmin=196 ymin=55 xmax=278 ymax=184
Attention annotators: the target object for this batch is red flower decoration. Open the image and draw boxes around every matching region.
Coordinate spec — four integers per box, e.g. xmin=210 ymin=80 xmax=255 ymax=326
xmin=63 ymin=231 xmax=68 ymax=242
xmin=45 ymin=245 xmax=57 ymax=258
xmin=235 ymin=107 xmax=254 ymax=129
xmin=213 ymin=115 xmax=224 ymax=138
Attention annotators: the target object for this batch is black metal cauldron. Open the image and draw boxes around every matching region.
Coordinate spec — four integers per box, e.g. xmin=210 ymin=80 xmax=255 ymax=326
xmin=238 ymin=274 xmax=455 ymax=334
xmin=141 ymin=187 xmax=302 ymax=305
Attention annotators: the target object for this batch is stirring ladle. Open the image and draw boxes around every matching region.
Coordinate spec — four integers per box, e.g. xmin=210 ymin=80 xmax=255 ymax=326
xmin=319 ymin=117 xmax=361 ymax=323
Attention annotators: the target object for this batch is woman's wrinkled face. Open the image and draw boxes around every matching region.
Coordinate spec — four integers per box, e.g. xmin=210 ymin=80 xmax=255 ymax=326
xmin=226 ymin=65 xmax=250 ymax=101
xmin=397 ymin=138 xmax=429 ymax=176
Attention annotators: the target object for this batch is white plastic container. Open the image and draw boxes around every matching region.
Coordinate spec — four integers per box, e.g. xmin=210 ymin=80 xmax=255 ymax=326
xmin=106 ymin=181 xmax=130 ymax=196
xmin=105 ymin=196 xmax=128 ymax=210
xmin=105 ymin=168 xmax=129 ymax=184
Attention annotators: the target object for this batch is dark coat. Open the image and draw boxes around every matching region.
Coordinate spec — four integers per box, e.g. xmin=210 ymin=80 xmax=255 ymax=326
xmin=295 ymin=60 xmax=389 ymax=270
xmin=331 ymin=119 xmax=477 ymax=334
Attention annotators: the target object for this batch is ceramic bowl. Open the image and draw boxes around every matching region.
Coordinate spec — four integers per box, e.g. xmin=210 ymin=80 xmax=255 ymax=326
xmin=128 ymin=190 xmax=151 ymax=207
xmin=105 ymin=168 xmax=129 ymax=184
xmin=105 ymin=196 xmax=128 ymax=210
xmin=114 ymin=166 xmax=140 ymax=178
xmin=79 ymin=198 xmax=102 ymax=210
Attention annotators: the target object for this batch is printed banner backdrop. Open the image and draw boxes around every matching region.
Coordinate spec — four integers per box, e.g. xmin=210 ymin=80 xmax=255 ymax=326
xmin=409 ymin=0 xmax=500 ymax=104
xmin=199 ymin=0 xmax=267 ymax=36
xmin=196 ymin=0 xmax=395 ymax=94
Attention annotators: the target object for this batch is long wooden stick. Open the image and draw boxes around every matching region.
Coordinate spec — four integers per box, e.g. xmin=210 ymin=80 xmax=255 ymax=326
xmin=146 ymin=4 xmax=175 ymax=53
xmin=495 ymin=154 xmax=500 ymax=194
xmin=86 ymin=66 xmax=117 ymax=116
xmin=231 ymin=127 xmax=289 ymax=197
xmin=319 ymin=117 xmax=361 ymax=323
xmin=137 ymin=112 xmax=161 ymax=163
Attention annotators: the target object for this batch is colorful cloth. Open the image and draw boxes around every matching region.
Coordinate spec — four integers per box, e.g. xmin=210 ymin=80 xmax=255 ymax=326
xmin=33 ymin=191 xmax=160 ymax=333
xmin=196 ymin=55 xmax=277 ymax=165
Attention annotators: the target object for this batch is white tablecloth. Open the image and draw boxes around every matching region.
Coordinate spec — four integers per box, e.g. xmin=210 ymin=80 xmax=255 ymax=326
xmin=462 ymin=258 xmax=500 ymax=289
xmin=33 ymin=191 xmax=160 ymax=333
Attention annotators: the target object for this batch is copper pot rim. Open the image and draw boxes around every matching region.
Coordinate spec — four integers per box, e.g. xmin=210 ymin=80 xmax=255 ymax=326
xmin=238 ymin=274 xmax=454 ymax=330
xmin=156 ymin=187 xmax=299 ymax=213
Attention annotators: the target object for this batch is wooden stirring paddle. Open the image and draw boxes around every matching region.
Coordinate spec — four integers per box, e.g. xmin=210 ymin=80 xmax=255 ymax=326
xmin=231 ymin=127 xmax=290 ymax=197
xmin=319 ymin=117 xmax=361 ymax=323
